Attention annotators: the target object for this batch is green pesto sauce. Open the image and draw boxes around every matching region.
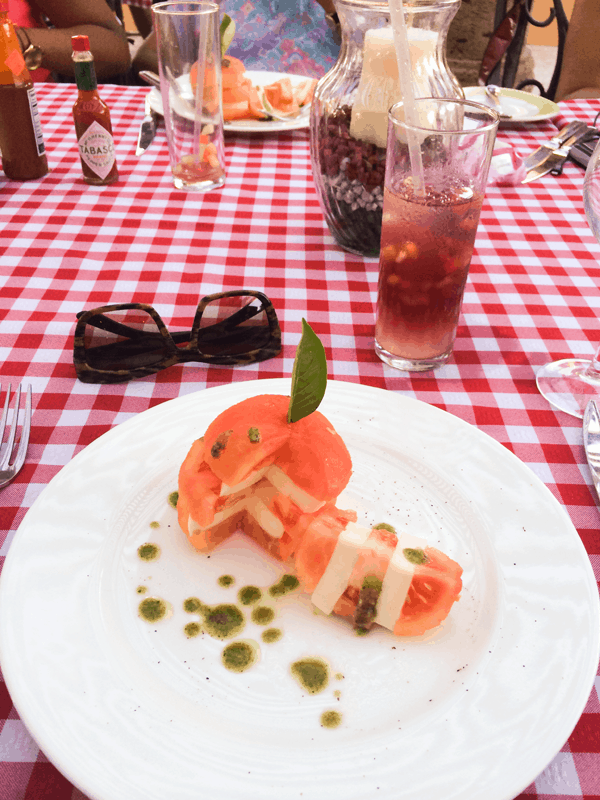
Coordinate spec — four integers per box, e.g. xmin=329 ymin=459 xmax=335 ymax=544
xmin=403 ymin=547 xmax=428 ymax=565
xmin=251 ymin=606 xmax=275 ymax=625
xmin=138 ymin=597 xmax=168 ymax=623
xmin=218 ymin=574 xmax=235 ymax=587
xmin=149 ymin=521 xmax=160 ymax=529
xmin=238 ymin=585 xmax=262 ymax=605
xmin=202 ymin=603 xmax=245 ymax=639
xmin=168 ymin=491 xmax=179 ymax=508
xmin=320 ymin=710 xmax=342 ymax=729
xmin=355 ymin=626 xmax=369 ymax=636
xmin=136 ymin=585 xmax=147 ymax=594
xmin=290 ymin=657 xmax=329 ymax=694
xmin=335 ymin=672 xmax=344 ymax=681
xmin=184 ymin=622 xmax=202 ymax=638
xmin=373 ymin=522 xmax=396 ymax=533
xmin=183 ymin=596 xmax=206 ymax=614
xmin=333 ymin=689 xmax=341 ymax=698
xmin=221 ymin=640 xmax=258 ymax=672
xmin=269 ymin=574 xmax=299 ymax=598
xmin=248 ymin=426 xmax=261 ymax=443
xmin=137 ymin=543 xmax=160 ymax=561
xmin=261 ymin=627 xmax=282 ymax=643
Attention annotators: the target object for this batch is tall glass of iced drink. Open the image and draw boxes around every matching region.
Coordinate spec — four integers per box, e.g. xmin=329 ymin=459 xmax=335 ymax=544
xmin=374 ymin=98 xmax=498 ymax=371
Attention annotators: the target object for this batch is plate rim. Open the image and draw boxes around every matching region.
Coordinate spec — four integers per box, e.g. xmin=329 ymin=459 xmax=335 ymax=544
xmin=0 ymin=378 xmax=598 ymax=800
xmin=463 ymin=86 xmax=560 ymax=123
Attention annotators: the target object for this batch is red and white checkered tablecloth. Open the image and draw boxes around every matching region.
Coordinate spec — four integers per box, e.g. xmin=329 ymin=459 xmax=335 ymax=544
xmin=1 ymin=84 xmax=599 ymax=800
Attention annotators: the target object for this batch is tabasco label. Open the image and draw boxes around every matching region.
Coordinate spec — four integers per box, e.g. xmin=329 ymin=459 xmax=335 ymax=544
xmin=77 ymin=120 xmax=116 ymax=180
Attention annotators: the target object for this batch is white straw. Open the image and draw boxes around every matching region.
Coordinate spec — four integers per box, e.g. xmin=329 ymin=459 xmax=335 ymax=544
xmin=388 ymin=0 xmax=425 ymax=195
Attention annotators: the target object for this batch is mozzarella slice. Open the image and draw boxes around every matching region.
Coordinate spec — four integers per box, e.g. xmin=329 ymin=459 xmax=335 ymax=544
xmin=265 ymin=465 xmax=326 ymax=513
xmin=245 ymin=496 xmax=285 ymax=539
xmin=220 ymin=466 xmax=269 ymax=497
xmin=311 ymin=522 xmax=372 ymax=615
xmin=188 ymin=498 xmax=246 ymax=535
xmin=375 ymin=530 xmax=427 ymax=631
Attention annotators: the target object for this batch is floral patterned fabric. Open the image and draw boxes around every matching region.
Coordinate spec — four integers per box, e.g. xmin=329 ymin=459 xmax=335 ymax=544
xmin=218 ymin=0 xmax=339 ymax=78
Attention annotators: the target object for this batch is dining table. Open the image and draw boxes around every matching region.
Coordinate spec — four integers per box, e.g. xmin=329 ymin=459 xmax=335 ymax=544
xmin=0 ymin=82 xmax=599 ymax=800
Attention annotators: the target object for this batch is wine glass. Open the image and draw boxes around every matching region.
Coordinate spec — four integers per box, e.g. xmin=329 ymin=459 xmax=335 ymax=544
xmin=536 ymin=133 xmax=600 ymax=418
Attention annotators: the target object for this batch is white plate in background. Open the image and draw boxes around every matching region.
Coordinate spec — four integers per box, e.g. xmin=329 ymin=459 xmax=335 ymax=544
xmin=464 ymin=86 xmax=560 ymax=123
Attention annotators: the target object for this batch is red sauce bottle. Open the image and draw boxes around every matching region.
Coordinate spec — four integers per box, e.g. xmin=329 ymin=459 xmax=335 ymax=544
xmin=0 ymin=2 xmax=48 ymax=181
xmin=71 ymin=34 xmax=118 ymax=185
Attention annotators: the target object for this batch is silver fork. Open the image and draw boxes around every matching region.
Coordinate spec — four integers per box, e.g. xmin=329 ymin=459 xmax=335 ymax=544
xmin=0 ymin=384 xmax=32 ymax=489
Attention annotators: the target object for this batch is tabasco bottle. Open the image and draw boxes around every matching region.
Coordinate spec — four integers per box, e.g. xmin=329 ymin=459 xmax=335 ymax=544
xmin=0 ymin=1 xmax=48 ymax=180
xmin=71 ymin=34 xmax=118 ymax=185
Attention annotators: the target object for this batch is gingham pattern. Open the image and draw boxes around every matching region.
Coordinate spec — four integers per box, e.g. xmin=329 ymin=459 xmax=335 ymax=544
xmin=1 ymin=85 xmax=599 ymax=800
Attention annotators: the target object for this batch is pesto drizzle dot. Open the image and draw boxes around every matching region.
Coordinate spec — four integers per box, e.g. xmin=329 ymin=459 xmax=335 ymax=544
xmin=136 ymin=585 xmax=147 ymax=594
xmin=168 ymin=491 xmax=179 ymax=508
xmin=137 ymin=543 xmax=160 ymax=561
xmin=183 ymin=596 xmax=205 ymax=614
xmin=202 ymin=603 xmax=245 ymax=639
xmin=149 ymin=521 xmax=160 ymax=529
xmin=221 ymin=640 xmax=258 ymax=673
xmin=373 ymin=522 xmax=396 ymax=534
xmin=403 ymin=547 xmax=428 ymax=565
xmin=269 ymin=574 xmax=299 ymax=597
xmin=238 ymin=585 xmax=262 ymax=605
xmin=138 ymin=597 xmax=168 ymax=623
xmin=320 ymin=710 xmax=342 ymax=729
xmin=261 ymin=627 xmax=282 ymax=643
xmin=184 ymin=622 xmax=202 ymax=638
xmin=211 ymin=429 xmax=233 ymax=459
xmin=290 ymin=657 xmax=329 ymax=694
xmin=251 ymin=606 xmax=275 ymax=625
xmin=218 ymin=574 xmax=235 ymax=587
xmin=248 ymin=427 xmax=261 ymax=443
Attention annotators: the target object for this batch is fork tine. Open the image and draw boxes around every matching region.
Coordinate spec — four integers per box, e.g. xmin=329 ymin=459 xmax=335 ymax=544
xmin=0 ymin=383 xmax=10 ymax=446
xmin=0 ymin=384 xmax=17 ymax=472
xmin=10 ymin=385 xmax=32 ymax=476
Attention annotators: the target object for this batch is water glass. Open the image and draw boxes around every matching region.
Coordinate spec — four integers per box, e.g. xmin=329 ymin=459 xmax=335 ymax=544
xmin=374 ymin=97 xmax=498 ymax=371
xmin=153 ymin=1 xmax=225 ymax=192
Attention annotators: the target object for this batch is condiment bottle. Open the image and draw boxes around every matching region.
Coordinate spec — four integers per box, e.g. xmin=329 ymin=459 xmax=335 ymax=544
xmin=0 ymin=1 xmax=48 ymax=181
xmin=71 ymin=34 xmax=118 ymax=185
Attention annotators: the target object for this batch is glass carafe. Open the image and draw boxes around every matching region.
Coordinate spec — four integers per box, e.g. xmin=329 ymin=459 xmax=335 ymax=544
xmin=310 ymin=0 xmax=463 ymax=257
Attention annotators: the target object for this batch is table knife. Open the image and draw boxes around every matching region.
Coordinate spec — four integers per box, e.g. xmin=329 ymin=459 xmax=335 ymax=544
xmin=522 ymin=120 xmax=588 ymax=173
xmin=136 ymin=94 xmax=158 ymax=156
xmin=583 ymin=399 xmax=600 ymax=503
xmin=521 ymin=126 xmax=591 ymax=184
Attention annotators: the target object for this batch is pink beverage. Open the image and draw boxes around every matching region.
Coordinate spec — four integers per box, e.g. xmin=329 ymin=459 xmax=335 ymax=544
xmin=375 ymin=182 xmax=483 ymax=370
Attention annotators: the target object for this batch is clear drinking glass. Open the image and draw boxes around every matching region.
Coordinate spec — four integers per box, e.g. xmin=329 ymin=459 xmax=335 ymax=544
xmin=153 ymin=1 xmax=225 ymax=191
xmin=536 ymin=137 xmax=600 ymax=417
xmin=374 ymin=97 xmax=498 ymax=371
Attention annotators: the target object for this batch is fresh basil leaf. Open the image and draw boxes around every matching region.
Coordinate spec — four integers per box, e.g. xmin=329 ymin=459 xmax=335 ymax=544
xmin=220 ymin=14 xmax=235 ymax=58
xmin=287 ymin=319 xmax=327 ymax=423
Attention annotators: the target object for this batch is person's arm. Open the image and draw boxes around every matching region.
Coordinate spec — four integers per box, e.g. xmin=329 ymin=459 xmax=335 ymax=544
xmin=132 ymin=29 xmax=157 ymax=75
xmin=556 ymin=0 xmax=600 ymax=101
xmin=15 ymin=0 xmax=130 ymax=80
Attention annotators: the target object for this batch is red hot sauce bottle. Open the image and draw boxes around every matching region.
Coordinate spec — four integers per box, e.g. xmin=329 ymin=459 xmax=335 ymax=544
xmin=71 ymin=34 xmax=118 ymax=185
xmin=0 ymin=1 xmax=48 ymax=180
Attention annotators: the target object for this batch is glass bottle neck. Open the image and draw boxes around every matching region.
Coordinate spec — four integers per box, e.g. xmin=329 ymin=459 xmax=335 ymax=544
xmin=74 ymin=57 xmax=97 ymax=92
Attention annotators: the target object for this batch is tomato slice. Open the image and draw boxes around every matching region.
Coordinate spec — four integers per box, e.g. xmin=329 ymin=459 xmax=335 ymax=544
xmin=393 ymin=547 xmax=463 ymax=636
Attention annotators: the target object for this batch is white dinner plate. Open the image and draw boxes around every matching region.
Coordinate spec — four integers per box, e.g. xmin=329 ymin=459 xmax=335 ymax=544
xmin=464 ymin=86 xmax=560 ymax=123
xmin=0 ymin=379 xmax=598 ymax=800
xmin=149 ymin=70 xmax=311 ymax=133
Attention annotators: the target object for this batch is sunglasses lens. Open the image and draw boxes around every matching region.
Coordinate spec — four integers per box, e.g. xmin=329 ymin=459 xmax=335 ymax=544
xmin=198 ymin=294 xmax=272 ymax=355
xmin=83 ymin=308 xmax=171 ymax=370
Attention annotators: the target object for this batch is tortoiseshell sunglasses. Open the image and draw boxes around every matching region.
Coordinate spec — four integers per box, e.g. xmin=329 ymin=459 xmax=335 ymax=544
xmin=73 ymin=290 xmax=281 ymax=384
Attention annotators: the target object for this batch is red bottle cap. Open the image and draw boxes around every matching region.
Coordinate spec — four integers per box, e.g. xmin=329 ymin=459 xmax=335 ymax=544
xmin=71 ymin=35 xmax=90 ymax=52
